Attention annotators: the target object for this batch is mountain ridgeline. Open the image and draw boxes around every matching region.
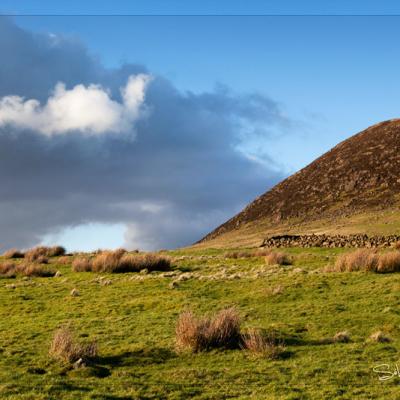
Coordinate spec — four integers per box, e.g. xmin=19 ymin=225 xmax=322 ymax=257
xmin=199 ymin=119 xmax=400 ymax=247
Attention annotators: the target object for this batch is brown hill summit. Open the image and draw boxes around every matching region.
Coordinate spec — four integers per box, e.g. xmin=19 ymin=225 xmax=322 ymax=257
xmin=198 ymin=119 xmax=400 ymax=247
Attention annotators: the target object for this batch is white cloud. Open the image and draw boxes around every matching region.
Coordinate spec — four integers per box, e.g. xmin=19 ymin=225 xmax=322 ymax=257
xmin=0 ymin=74 xmax=152 ymax=135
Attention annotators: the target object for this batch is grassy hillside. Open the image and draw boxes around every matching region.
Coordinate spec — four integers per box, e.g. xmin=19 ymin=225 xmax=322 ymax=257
xmin=195 ymin=208 xmax=400 ymax=248
xmin=1 ymin=248 xmax=400 ymax=399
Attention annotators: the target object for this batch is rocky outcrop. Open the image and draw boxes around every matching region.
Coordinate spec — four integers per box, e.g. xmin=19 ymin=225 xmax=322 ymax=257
xmin=261 ymin=234 xmax=400 ymax=248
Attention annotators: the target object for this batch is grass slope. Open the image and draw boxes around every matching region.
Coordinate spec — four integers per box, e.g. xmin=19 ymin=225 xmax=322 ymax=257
xmin=196 ymin=208 xmax=400 ymax=248
xmin=0 ymin=248 xmax=400 ymax=399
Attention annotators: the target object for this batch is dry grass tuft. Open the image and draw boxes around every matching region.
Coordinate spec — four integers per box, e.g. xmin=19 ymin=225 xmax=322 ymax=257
xmin=92 ymin=251 xmax=121 ymax=273
xmin=47 ymin=246 xmax=66 ymax=257
xmin=49 ymin=326 xmax=97 ymax=364
xmin=333 ymin=331 xmax=351 ymax=343
xmin=72 ymin=257 xmax=93 ymax=272
xmin=368 ymin=330 xmax=391 ymax=343
xmin=334 ymin=249 xmax=379 ymax=272
xmin=0 ymin=262 xmax=17 ymax=278
xmin=377 ymin=252 xmax=400 ymax=273
xmin=265 ymin=251 xmax=292 ymax=266
xmin=241 ymin=328 xmax=285 ymax=359
xmin=25 ymin=246 xmax=49 ymax=262
xmin=88 ymin=251 xmax=171 ymax=273
xmin=332 ymin=249 xmax=400 ymax=273
xmin=3 ymin=248 xmax=24 ymax=259
xmin=16 ymin=263 xmax=55 ymax=277
xmin=0 ymin=262 xmax=54 ymax=277
xmin=35 ymin=256 xmax=49 ymax=264
xmin=25 ymin=246 xmax=66 ymax=261
xmin=175 ymin=307 xmax=241 ymax=352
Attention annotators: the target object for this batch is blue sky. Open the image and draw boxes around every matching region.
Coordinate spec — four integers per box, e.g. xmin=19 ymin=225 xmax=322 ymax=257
xmin=12 ymin=13 xmax=400 ymax=170
xmin=1 ymin=2 xmax=400 ymax=251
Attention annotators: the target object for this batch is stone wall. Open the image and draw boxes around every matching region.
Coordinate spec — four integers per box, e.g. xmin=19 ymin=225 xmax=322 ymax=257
xmin=261 ymin=234 xmax=400 ymax=248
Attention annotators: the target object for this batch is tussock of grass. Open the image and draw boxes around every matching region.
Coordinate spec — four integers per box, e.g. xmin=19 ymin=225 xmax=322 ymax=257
xmin=47 ymin=246 xmax=66 ymax=257
xmin=175 ymin=307 xmax=241 ymax=352
xmin=0 ymin=262 xmax=17 ymax=277
xmin=74 ymin=250 xmax=171 ymax=273
xmin=72 ymin=257 xmax=93 ymax=272
xmin=49 ymin=326 xmax=97 ymax=364
xmin=2 ymin=248 xmax=24 ymax=259
xmin=332 ymin=249 xmax=400 ymax=273
xmin=35 ymin=256 xmax=49 ymax=264
xmin=25 ymin=246 xmax=66 ymax=262
xmin=0 ymin=262 xmax=55 ymax=278
xmin=17 ymin=263 xmax=55 ymax=277
xmin=241 ymin=328 xmax=285 ymax=359
xmin=265 ymin=251 xmax=292 ymax=266
xmin=377 ymin=252 xmax=400 ymax=273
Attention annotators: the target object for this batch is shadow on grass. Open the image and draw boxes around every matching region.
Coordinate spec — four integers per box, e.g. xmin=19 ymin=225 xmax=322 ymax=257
xmin=47 ymin=381 xmax=92 ymax=393
xmin=90 ymin=396 xmax=136 ymax=400
xmin=95 ymin=347 xmax=176 ymax=368
xmin=175 ymin=265 xmax=194 ymax=272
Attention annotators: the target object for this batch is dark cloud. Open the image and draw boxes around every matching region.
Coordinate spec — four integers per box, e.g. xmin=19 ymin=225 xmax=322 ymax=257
xmin=0 ymin=17 xmax=287 ymax=251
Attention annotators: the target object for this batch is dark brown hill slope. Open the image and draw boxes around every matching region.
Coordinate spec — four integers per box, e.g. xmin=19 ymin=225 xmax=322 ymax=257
xmin=199 ymin=119 xmax=400 ymax=247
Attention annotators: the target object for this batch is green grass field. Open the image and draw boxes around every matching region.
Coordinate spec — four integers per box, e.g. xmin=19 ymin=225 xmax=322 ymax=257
xmin=1 ymin=247 xmax=400 ymax=399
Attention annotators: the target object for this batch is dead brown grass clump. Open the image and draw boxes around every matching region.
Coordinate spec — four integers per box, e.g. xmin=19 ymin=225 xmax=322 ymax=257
xmin=25 ymin=246 xmax=49 ymax=262
xmin=0 ymin=262 xmax=54 ymax=277
xmin=126 ymin=253 xmax=171 ymax=272
xmin=392 ymin=241 xmax=400 ymax=250
xmin=377 ymin=252 xmax=400 ymax=273
xmin=72 ymin=257 xmax=93 ymax=272
xmin=91 ymin=250 xmax=123 ymax=273
xmin=47 ymin=246 xmax=66 ymax=257
xmin=333 ymin=249 xmax=400 ymax=273
xmin=113 ymin=248 xmax=127 ymax=257
xmin=25 ymin=245 xmax=66 ymax=261
xmin=0 ymin=262 xmax=17 ymax=277
xmin=91 ymin=251 xmax=171 ymax=273
xmin=175 ymin=307 xmax=241 ymax=352
xmin=49 ymin=326 xmax=97 ymax=364
xmin=265 ymin=251 xmax=292 ymax=266
xmin=241 ymin=328 xmax=285 ymax=359
xmin=3 ymin=248 xmax=24 ymax=259
xmin=16 ymin=263 xmax=55 ymax=277
xmin=334 ymin=249 xmax=379 ymax=272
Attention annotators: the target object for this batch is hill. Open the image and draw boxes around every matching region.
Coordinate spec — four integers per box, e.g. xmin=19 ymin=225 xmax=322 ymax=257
xmin=198 ymin=119 xmax=400 ymax=247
